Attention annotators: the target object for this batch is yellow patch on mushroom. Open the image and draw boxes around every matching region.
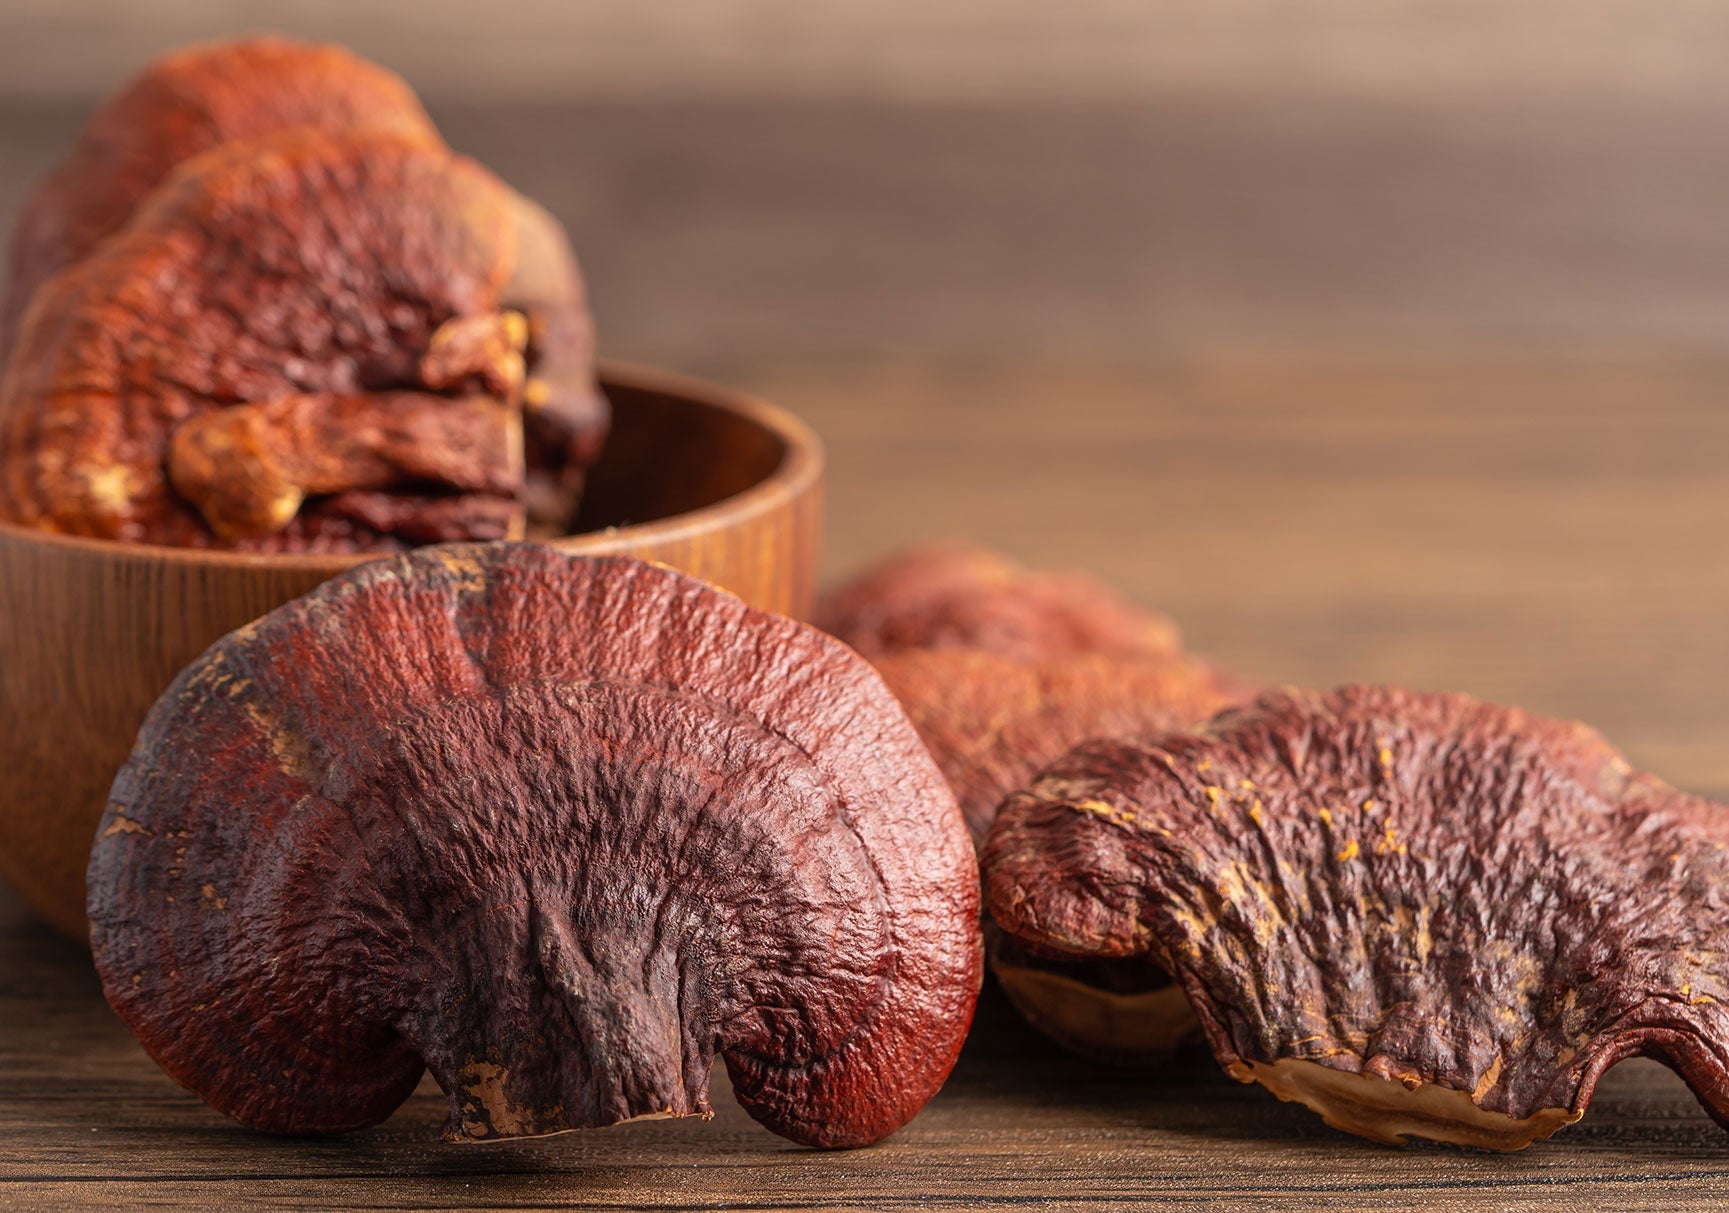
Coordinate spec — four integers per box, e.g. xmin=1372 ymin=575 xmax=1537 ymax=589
xmin=1472 ymin=1053 xmax=1505 ymax=1100
xmin=455 ymin=1060 xmax=541 ymax=1139
xmin=243 ymin=702 xmax=315 ymax=781
xmin=102 ymin=814 xmax=152 ymax=837
xmin=432 ymin=548 xmax=489 ymax=593
xmin=1069 ymin=798 xmax=1153 ymax=832
xmin=81 ymin=463 xmax=140 ymax=513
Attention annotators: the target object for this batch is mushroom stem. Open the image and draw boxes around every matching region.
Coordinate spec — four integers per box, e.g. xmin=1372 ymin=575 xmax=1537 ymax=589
xmin=407 ymin=895 xmax=716 ymax=1142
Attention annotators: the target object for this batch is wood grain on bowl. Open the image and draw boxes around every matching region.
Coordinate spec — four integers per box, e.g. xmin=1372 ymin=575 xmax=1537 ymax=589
xmin=0 ymin=361 xmax=822 ymax=939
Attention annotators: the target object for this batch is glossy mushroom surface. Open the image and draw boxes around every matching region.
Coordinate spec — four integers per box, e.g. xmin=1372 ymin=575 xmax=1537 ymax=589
xmin=816 ymin=543 xmax=1183 ymax=664
xmin=0 ymin=35 xmax=438 ymax=359
xmin=819 ymin=545 xmax=1249 ymax=1062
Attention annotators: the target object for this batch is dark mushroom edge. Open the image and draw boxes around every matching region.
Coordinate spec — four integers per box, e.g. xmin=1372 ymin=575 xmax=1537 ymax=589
xmin=983 ymin=684 xmax=1729 ymax=1149
xmin=88 ymin=544 xmax=982 ymax=1147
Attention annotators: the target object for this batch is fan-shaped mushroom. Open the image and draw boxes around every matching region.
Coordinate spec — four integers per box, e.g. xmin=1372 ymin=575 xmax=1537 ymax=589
xmin=816 ymin=545 xmax=1245 ymax=841
xmin=985 ymin=684 xmax=1729 ymax=1148
xmin=88 ymin=545 xmax=981 ymax=1147
xmin=871 ymin=648 xmax=1240 ymax=846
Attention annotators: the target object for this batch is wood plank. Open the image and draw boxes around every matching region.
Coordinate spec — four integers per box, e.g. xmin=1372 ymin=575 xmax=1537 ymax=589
xmin=3 ymin=883 xmax=1728 ymax=1212
xmin=3 ymin=1 xmax=1729 ymax=109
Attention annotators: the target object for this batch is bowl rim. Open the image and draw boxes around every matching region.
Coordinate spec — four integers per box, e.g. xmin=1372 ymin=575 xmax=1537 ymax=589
xmin=0 ymin=359 xmax=822 ymax=569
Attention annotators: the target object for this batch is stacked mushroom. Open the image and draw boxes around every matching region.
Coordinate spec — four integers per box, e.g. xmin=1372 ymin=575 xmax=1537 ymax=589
xmin=0 ymin=36 xmax=606 ymax=551
xmin=816 ymin=544 xmax=1253 ymax=1061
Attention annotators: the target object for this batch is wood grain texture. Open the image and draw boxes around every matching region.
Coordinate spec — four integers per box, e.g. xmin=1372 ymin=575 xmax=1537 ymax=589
xmin=4 ymin=882 xmax=1729 ymax=1213
xmin=2 ymin=1 xmax=1727 ymax=107
xmin=0 ymin=362 xmax=820 ymax=940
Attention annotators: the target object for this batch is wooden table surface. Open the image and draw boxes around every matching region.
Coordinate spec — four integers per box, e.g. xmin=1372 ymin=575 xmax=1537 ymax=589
xmin=4 ymin=95 xmax=1729 ymax=1211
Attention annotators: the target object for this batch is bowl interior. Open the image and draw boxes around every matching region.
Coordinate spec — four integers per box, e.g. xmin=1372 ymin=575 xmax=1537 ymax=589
xmin=576 ymin=372 xmax=792 ymax=531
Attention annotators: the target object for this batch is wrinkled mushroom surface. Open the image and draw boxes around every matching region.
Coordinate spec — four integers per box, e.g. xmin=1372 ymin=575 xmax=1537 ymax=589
xmin=819 ymin=546 xmax=1248 ymax=1064
xmin=0 ymin=35 xmax=606 ymax=539
xmin=817 ymin=545 xmax=1244 ymax=840
xmin=984 ymin=684 xmax=1729 ymax=1149
xmin=88 ymin=545 xmax=981 ymax=1148
xmin=872 ymin=648 xmax=1240 ymax=845
xmin=816 ymin=543 xmax=1183 ymax=663
xmin=0 ymin=35 xmax=438 ymax=360
xmin=0 ymin=130 xmax=531 ymax=549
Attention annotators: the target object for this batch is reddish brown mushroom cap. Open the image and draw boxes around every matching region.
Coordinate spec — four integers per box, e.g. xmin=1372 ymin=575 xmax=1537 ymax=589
xmin=88 ymin=545 xmax=981 ymax=1147
xmin=0 ymin=130 xmax=530 ymax=549
xmin=818 ymin=546 xmax=1249 ymax=1063
xmin=984 ymin=685 xmax=1729 ymax=1148
xmin=872 ymin=649 xmax=1241 ymax=845
xmin=0 ymin=35 xmax=439 ymax=360
xmin=0 ymin=35 xmax=608 ymax=539
xmin=815 ymin=544 xmax=1183 ymax=664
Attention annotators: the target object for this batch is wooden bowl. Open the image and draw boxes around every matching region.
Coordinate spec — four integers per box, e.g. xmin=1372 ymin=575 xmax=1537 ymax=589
xmin=0 ymin=361 xmax=823 ymax=939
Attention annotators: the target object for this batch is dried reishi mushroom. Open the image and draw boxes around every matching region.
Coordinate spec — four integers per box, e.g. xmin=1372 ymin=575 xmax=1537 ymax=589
xmin=166 ymin=391 xmax=523 ymax=540
xmin=88 ymin=544 xmax=981 ymax=1147
xmin=815 ymin=544 xmax=1184 ymax=663
xmin=820 ymin=546 xmax=1249 ymax=1064
xmin=871 ymin=648 xmax=1241 ymax=845
xmin=984 ymin=684 xmax=1729 ymax=1149
xmin=0 ymin=130 xmax=533 ymax=550
xmin=1 ymin=34 xmax=607 ymax=537
xmin=0 ymin=36 xmax=437 ymax=361
xmin=895 ymin=655 xmax=1235 ymax=1066
xmin=984 ymin=928 xmax=1201 ymax=1063
xmin=816 ymin=545 xmax=1242 ymax=839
